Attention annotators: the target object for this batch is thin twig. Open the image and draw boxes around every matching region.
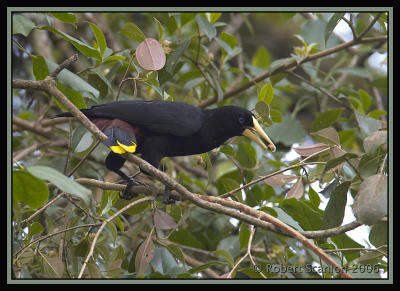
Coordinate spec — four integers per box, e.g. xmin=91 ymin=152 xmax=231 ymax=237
xmin=357 ymin=13 xmax=383 ymax=40
xmin=287 ymin=70 xmax=352 ymax=111
xmin=78 ymin=196 xmax=153 ymax=278
xmin=341 ymin=15 xmax=358 ymax=40
xmin=13 ymin=223 xmax=101 ymax=264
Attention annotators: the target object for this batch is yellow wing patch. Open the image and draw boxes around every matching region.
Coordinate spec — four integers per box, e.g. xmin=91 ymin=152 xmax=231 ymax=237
xmin=110 ymin=141 xmax=137 ymax=154
xmin=117 ymin=140 xmax=137 ymax=153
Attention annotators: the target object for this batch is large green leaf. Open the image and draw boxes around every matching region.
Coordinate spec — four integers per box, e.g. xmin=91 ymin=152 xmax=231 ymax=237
xmin=13 ymin=170 xmax=49 ymax=210
xmin=325 ymin=13 xmax=346 ymax=43
xmin=44 ymin=58 xmax=99 ymax=99
xmin=88 ymin=21 xmax=107 ymax=56
xmin=195 ymin=15 xmax=216 ymax=40
xmin=39 ymin=26 xmax=102 ymax=61
xmin=27 ymin=166 xmax=91 ymax=205
xmin=13 ymin=14 xmax=35 ymax=36
xmin=310 ymin=108 xmax=342 ymax=132
xmin=352 ymin=174 xmax=387 ymax=225
xmin=322 ymin=181 xmax=350 ymax=229
xmin=119 ymin=22 xmax=146 ymax=42
xmin=278 ymin=198 xmax=322 ymax=231
xmin=268 ymin=114 xmax=306 ymax=146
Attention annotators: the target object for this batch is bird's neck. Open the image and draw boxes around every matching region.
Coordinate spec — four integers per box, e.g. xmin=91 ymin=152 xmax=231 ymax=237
xmin=202 ymin=108 xmax=238 ymax=146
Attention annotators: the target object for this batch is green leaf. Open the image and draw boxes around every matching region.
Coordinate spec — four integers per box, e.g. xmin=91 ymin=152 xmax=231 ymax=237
xmin=215 ymin=249 xmax=234 ymax=267
xmin=195 ymin=15 xmax=216 ymax=40
xmin=258 ymin=83 xmax=274 ymax=104
xmin=217 ymin=178 xmax=240 ymax=194
xmin=339 ymin=129 xmax=356 ymax=149
xmin=268 ymin=114 xmax=306 ymax=146
xmin=56 ymin=82 xmax=87 ymax=110
xmin=358 ymin=89 xmax=373 ymax=113
xmin=278 ymin=198 xmax=322 ymax=230
xmin=39 ymin=26 xmax=101 ymax=61
xmin=31 ymin=55 xmax=50 ymax=81
xmin=355 ymin=110 xmax=382 ymax=137
xmin=188 ymin=261 xmax=226 ymax=275
xmin=88 ymin=72 xmax=111 ymax=99
xmin=27 ymin=166 xmax=91 ymax=205
xmin=331 ymin=233 xmax=363 ymax=262
xmin=88 ymin=21 xmax=107 ymax=56
xmin=369 ymin=221 xmax=387 ymax=248
xmin=319 ymin=178 xmax=339 ymax=198
xmin=254 ymin=101 xmax=272 ymax=125
xmin=50 ymin=13 xmax=77 ymax=25
xmin=44 ymin=58 xmax=99 ymax=99
xmin=153 ymin=17 xmax=164 ymax=41
xmin=165 ymin=244 xmax=185 ymax=265
xmin=13 ymin=170 xmax=49 ymax=210
xmin=322 ymin=181 xmax=350 ymax=229
xmin=310 ymin=108 xmax=342 ymax=132
xmin=308 ymin=186 xmax=321 ymax=209
xmin=239 ymin=223 xmax=251 ymax=249
xmin=367 ymin=109 xmax=387 ymax=120
xmin=13 ymin=14 xmax=35 ymax=36
xmin=321 ymin=152 xmax=358 ymax=179
xmin=236 ymin=142 xmax=256 ymax=169
xmin=251 ymin=46 xmax=271 ymax=69
xmin=164 ymin=39 xmax=191 ymax=75
xmin=71 ymin=125 xmax=92 ymax=153
xmin=352 ymin=174 xmax=387 ymax=225
xmin=169 ymin=229 xmax=202 ymax=249
xmin=325 ymin=13 xmax=346 ymax=43
xmin=103 ymin=55 xmax=126 ymax=63
xmin=119 ymin=22 xmax=146 ymax=42
xmin=207 ymin=12 xmax=222 ymax=24
xmin=220 ymin=31 xmax=237 ymax=49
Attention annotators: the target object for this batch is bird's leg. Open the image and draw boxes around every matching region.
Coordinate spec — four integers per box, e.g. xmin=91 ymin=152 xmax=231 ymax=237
xmin=105 ymin=152 xmax=142 ymax=200
xmin=162 ymin=185 xmax=180 ymax=204
xmin=114 ymin=169 xmax=142 ymax=200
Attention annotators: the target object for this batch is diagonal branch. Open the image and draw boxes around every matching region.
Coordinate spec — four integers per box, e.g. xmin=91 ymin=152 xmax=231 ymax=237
xmin=198 ymin=35 xmax=387 ymax=108
xmin=13 ymin=55 xmax=353 ymax=279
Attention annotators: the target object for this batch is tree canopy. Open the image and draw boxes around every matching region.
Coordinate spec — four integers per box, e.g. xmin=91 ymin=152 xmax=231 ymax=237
xmin=11 ymin=11 xmax=389 ymax=280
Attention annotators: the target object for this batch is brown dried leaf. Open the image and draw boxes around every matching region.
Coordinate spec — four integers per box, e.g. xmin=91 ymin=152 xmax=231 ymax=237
xmin=293 ymin=143 xmax=330 ymax=157
xmin=285 ymin=177 xmax=304 ymax=199
xmin=310 ymin=127 xmax=340 ymax=146
xmin=264 ymin=174 xmax=298 ymax=187
xmin=363 ymin=130 xmax=387 ymax=154
xmin=153 ymin=209 xmax=178 ymax=230
xmin=135 ymin=231 xmax=154 ymax=277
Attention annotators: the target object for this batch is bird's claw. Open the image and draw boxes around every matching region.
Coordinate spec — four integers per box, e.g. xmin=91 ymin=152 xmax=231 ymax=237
xmin=119 ymin=179 xmax=142 ymax=200
xmin=162 ymin=187 xmax=180 ymax=204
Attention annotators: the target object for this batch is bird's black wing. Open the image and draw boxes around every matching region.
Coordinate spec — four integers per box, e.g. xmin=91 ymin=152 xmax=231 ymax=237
xmin=83 ymin=100 xmax=204 ymax=136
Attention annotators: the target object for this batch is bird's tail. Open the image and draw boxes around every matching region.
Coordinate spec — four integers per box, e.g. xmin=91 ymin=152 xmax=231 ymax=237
xmin=53 ymin=109 xmax=94 ymax=118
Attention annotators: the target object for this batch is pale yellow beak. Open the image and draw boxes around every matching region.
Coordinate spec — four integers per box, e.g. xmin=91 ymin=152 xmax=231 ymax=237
xmin=242 ymin=116 xmax=276 ymax=151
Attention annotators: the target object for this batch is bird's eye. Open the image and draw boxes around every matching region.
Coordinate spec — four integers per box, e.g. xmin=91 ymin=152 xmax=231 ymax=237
xmin=238 ymin=117 xmax=246 ymax=124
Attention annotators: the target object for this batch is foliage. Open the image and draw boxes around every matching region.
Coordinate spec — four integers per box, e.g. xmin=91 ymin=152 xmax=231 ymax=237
xmin=11 ymin=12 xmax=388 ymax=280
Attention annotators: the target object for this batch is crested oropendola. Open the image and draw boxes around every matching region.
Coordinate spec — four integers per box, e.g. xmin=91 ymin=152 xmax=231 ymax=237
xmin=56 ymin=100 xmax=276 ymax=203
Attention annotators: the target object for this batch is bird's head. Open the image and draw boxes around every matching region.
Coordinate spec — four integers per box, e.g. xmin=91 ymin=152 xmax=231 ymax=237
xmin=214 ymin=106 xmax=276 ymax=152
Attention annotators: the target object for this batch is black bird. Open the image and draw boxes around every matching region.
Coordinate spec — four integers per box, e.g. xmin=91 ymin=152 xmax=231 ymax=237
xmin=56 ymin=100 xmax=275 ymax=203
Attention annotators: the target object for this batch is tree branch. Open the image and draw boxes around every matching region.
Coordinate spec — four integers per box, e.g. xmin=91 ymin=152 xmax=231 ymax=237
xmin=13 ymin=55 xmax=353 ymax=279
xmin=198 ymin=35 xmax=387 ymax=108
